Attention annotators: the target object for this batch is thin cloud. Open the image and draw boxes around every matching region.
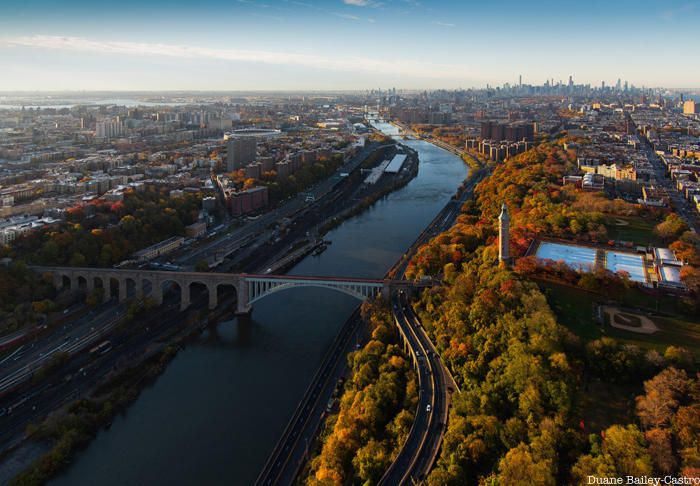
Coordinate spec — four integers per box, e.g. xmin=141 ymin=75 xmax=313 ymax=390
xmin=342 ymin=0 xmax=382 ymax=7
xmin=1 ymin=35 xmax=476 ymax=80
xmin=284 ymin=0 xmax=376 ymax=22
xmin=432 ymin=21 xmax=455 ymax=27
xmin=333 ymin=12 xmax=361 ymax=20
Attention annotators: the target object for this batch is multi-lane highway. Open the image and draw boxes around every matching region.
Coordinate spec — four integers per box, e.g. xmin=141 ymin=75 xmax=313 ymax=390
xmin=0 ymin=293 xmax=191 ymax=466
xmin=383 ymin=292 xmax=458 ymax=484
xmin=0 ymin=301 xmax=128 ymax=397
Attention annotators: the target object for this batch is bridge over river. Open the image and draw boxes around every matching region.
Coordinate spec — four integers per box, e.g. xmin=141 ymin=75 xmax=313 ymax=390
xmin=31 ymin=266 xmax=433 ymax=314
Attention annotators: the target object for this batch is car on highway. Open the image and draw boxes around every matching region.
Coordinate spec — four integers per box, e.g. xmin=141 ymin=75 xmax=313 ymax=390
xmin=426 ymin=404 xmax=431 ymax=413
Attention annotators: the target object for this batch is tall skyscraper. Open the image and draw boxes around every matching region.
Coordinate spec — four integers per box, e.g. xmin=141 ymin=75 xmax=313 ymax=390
xmin=498 ymin=203 xmax=510 ymax=264
xmin=226 ymin=137 xmax=257 ymax=171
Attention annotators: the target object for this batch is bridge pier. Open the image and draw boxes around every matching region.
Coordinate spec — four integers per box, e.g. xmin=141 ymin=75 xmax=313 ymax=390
xmin=208 ymin=288 xmax=218 ymax=310
xmin=236 ymin=280 xmax=251 ymax=315
xmin=235 ymin=300 xmax=252 ymax=315
xmin=382 ymin=283 xmax=391 ymax=300
xmin=152 ymin=285 xmax=163 ymax=306
xmin=181 ymin=292 xmax=191 ymax=311
xmin=118 ymin=279 xmax=127 ymax=303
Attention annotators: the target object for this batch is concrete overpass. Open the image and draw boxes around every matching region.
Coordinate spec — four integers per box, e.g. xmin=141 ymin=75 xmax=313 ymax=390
xmin=30 ymin=266 xmax=430 ymax=315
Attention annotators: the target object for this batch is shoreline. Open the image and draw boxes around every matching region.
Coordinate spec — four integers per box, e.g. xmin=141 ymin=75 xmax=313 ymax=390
xmin=0 ymin=141 xmax=423 ymax=485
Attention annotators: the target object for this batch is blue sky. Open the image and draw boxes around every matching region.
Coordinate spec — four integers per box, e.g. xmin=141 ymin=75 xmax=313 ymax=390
xmin=0 ymin=0 xmax=698 ymax=91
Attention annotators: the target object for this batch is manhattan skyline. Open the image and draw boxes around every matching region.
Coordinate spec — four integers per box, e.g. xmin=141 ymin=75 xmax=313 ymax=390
xmin=1 ymin=0 xmax=700 ymax=91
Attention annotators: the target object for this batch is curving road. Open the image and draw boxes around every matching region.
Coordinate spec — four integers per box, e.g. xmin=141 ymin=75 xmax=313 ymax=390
xmin=378 ymin=143 xmax=485 ymax=485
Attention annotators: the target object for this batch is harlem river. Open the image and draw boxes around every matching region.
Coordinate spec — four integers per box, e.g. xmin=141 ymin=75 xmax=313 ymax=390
xmin=49 ymin=122 xmax=468 ymax=486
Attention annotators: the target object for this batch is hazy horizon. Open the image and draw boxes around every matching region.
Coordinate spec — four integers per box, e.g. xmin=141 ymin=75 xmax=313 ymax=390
xmin=1 ymin=0 xmax=699 ymax=91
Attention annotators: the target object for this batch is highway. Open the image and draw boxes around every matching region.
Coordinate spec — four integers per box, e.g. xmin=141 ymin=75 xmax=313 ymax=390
xmin=0 ymin=293 xmax=191 ymax=462
xmin=0 ymin=301 xmax=128 ymax=397
xmin=380 ymin=294 xmax=437 ymax=484
xmin=378 ymin=135 xmax=484 ymax=484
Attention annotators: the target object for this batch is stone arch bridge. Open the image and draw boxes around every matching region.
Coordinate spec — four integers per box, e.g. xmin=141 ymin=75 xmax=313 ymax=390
xmin=30 ymin=266 xmax=428 ymax=315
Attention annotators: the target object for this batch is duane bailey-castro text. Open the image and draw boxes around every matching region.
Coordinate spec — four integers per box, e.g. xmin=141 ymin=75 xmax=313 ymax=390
xmin=587 ymin=476 xmax=700 ymax=485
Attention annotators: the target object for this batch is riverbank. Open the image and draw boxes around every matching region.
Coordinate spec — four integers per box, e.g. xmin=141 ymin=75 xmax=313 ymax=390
xmin=1 ymin=296 xmax=241 ymax=485
xmin=317 ymin=146 xmax=419 ymax=236
xmin=29 ymin=127 xmax=468 ymax=486
xmin=0 ymin=142 xmax=421 ymax=485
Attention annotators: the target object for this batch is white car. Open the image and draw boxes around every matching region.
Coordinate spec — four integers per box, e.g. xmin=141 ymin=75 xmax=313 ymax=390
xmin=426 ymin=404 xmax=431 ymax=413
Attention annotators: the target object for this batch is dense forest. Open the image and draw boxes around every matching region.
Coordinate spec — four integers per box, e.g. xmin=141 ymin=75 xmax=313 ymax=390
xmin=305 ymin=300 xmax=418 ymax=485
xmin=404 ymin=139 xmax=700 ymax=483
xmin=0 ymin=188 xmax=203 ymax=334
xmin=1 ymin=188 xmax=202 ymax=268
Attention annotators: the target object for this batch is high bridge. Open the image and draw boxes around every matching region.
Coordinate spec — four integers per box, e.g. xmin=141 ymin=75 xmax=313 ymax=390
xmin=30 ymin=266 xmax=430 ymax=315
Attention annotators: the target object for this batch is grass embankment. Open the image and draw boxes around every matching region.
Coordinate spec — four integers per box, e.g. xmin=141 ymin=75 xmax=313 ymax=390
xmin=539 ymin=281 xmax=700 ymax=356
xmin=9 ymin=344 xmax=180 ymax=486
xmin=303 ymin=299 xmax=418 ymax=485
xmin=7 ymin=303 xmax=215 ymax=486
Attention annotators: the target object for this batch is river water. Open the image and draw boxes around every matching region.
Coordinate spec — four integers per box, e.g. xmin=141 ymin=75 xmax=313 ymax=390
xmin=49 ymin=122 xmax=467 ymax=486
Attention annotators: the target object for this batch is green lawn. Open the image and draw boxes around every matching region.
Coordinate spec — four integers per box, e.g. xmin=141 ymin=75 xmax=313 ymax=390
xmin=605 ymin=216 xmax=661 ymax=247
xmin=575 ymin=380 xmax=640 ymax=434
xmin=537 ymin=281 xmax=700 ymax=357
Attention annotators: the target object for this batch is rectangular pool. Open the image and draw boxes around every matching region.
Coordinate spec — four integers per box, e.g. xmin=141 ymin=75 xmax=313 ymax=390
xmin=536 ymin=242 xmax=597 ymax=271
xmin=605 ymin=251 xmax=646 ymax=283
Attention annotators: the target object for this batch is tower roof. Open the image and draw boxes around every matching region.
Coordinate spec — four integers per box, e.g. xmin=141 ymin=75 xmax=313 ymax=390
xmin=499 ymin=202 xmax=509 ymax=220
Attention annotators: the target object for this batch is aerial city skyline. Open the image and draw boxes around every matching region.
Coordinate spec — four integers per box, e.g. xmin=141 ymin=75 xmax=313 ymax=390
xmin=0 ymin=1 xmax=699 ymax=486
xmin=1 ymin=0 xmax=700 ymax=90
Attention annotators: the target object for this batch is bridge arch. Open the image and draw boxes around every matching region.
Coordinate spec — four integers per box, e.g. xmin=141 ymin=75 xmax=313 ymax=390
xmin=158 ymin=279 xmax=183 ymax=309
xmin=246 ymin=280 xmax=382 ymax=307
xmin=188 ymin=281 xmax=214 ymax=310
xmin=214 ymin=283 xmax=237 ymax=311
